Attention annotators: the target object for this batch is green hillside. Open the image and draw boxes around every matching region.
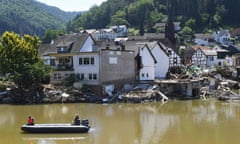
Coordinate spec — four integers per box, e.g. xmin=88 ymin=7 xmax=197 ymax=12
xmin=0 ymin=0 xmax=79 ymax=37
xmin=67 ymin=0 xmax=240 ymax=33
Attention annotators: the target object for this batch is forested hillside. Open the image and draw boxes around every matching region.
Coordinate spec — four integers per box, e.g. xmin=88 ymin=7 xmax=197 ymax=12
xmin=67 ymin=0 xmax=240 ymax=33
xmin=0 ymin=0 xmax=79 ymax=37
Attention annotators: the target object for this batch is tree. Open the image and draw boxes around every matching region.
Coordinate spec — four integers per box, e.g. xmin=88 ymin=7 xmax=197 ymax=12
xmin=178 ymin=26 xmax=194 ymax=44
xmin=42 ymin=29 xmax=64 ymax=44
xmin=0 ymin=31 xmax=51 ymax=89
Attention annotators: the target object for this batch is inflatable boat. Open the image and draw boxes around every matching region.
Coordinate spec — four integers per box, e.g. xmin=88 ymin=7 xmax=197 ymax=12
xmin=21 ymin=120 xmax=90 ymax=133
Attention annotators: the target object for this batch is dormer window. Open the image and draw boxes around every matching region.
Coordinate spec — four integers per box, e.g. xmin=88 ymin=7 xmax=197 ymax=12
xmin=56 ymin=41 xmax=74 ymax=53
xmin=57 ymin=46 xmax=69 ymax=53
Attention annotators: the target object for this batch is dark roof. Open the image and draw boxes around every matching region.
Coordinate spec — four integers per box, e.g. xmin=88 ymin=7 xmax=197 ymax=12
xmin=128 ymin=33 xmax=165 ymax=41
xmin=41 ymin=33 xmax=90 ymax=55
xmin=39 ymin=44 xmax=50 ymax=57
xmin=157 ymin=42 xmax=170 ymax=56
xmin=125 ymin=40 xmax=149 ymax=56
xmin=220 ymin=45 xmax=240 ymax=54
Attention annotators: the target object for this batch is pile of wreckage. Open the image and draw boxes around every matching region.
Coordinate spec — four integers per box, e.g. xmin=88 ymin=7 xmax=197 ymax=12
xmin=119 ymin=65 xmax=240 ymax=103
xmin=1 ymin=64 xmax=238 ymax=104
xmin=119 ymin=84 xmax=168 ymax=103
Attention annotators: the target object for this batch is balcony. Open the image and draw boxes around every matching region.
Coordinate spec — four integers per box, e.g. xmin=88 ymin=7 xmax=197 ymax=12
xmin=56 ymin=63 xmax=73 ymax=71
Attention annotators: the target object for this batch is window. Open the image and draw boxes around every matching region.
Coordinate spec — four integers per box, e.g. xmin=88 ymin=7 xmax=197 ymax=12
xmin=208 ymin=56 xmax=214 ymax=61
xmin=84 ymin=58 xmax=90 ymax=65
xmin=88 ymin=73 xmax=97 ymax=80
xmin=53 ymin=73 xmax=62 ymax=80
xmin=89 ymin=73 xmax=93 ymax=80
xmin=173 ymin=57 xmax=177 ymax=64
xmin=77 ymin=73 xmax=84 ymax=80
xmin=90 ymin=57 xmax=94 ymax=65
xmin=65 ymin=73 xmax=69 ymax=77
xmin=79 ymin=56 xmax=96 ymax=65
xmin=79 ymin=58 xmax=83 ymax=65
xmin=50 ymin=59 xmax=56 ymax=66
xmin=93 ymin=74 xmax=97 ymax=80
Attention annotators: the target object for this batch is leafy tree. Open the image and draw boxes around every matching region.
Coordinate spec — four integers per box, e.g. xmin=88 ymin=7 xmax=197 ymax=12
xmin=178 ymin=26 xmax=194 ymax=44
xmin=128 ymin=28 xmax=139 ymax=36
xmin=0 ymin=31 xmax=51 ymax=89
xmin=110 ymin=10 xmax=128 ymax=26
xmin=42 ymin=29 xmax=64 ymax=44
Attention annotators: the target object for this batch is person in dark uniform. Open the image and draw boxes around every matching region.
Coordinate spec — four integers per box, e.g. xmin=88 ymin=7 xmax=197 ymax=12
xmin=73 ymin=115 xmax=80 ymax=125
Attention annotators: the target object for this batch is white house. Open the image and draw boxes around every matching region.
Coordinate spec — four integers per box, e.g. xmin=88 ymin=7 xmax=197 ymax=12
xmin=40 ymin=33 xmax=135 ymax=95
xmin=191 ymin=48 xmax=207 ymax=68
xmin=93 ymin=25 xmax=128 ymax=41
xmin=190 ymin=45 xmax=219 ymax=68
xmin=194 ymin=33 xmax=214 ymax=46
xmin=188 ymin=45 xmax=235 ymax=68
xmin=151 ymin=42 xmax=169 ymax=79
xmin=110 ymin=25 xmax=128 ymax=37
xmin=213 ymin=30 xmax=232 ymax=45
xmin=94 ymin=29 xmax=117 ymax=41
xmin=213 ymin=45 xmax=234 ymax=66
xmin=138 ymin=44 xmax=157 ymax=81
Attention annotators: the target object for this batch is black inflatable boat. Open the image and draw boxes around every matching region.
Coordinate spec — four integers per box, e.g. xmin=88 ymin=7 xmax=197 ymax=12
xmin=21 ymin=120 xmax=90 ymax=133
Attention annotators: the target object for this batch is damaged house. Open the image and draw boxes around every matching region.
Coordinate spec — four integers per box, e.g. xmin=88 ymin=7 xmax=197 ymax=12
xmin=184 ymin=45 xmax=236 ymax=68
xmin=40 ymin=33 xmax=135 ymax=96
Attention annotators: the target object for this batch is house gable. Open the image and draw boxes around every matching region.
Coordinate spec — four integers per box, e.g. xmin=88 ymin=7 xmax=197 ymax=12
xmin=151 ymin=43 xmax=169 ymax=79
xmin=79 ymin=35 xmax=96 ymax=52
xmin=191 ymin=48 xmax=207 ymax=67
xmin=139 ymin=44 xmax=156 ymax=80
xmin=158 ymin=42 xmax=182 ymax=67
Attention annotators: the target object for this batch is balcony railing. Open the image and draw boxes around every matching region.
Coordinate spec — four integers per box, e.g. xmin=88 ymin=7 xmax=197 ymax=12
xmin=56 ymin=64 xmax=73 ymax=71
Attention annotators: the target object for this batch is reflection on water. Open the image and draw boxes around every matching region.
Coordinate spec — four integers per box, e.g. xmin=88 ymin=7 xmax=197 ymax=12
xmin=22 ymin=135 xmax=87 ymax=144
xmin=1 ymin=99 xmax=240 ymax=144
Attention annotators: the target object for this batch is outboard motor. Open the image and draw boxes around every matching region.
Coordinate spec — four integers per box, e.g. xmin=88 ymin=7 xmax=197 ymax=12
xmin=81 ymin=119 xmax=89 ymax=126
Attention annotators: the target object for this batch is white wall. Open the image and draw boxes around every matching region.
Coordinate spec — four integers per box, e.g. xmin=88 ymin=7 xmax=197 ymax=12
xmin=139 ymin=46 xmax=155 ymax=80
xmin=73 ymin=53 xmax=100 ymax=83
xmin=151 ymin=44 xmax=169 ymax=79
xmin=194 ymin=38 xmax=209 ymax=46
xmin=206 ymin=55 xmax=218 ymax=67
xmin=80 ymin=36 xmax=95 ymax=52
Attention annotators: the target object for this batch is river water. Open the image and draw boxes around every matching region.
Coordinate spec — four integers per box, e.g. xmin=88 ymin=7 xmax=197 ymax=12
xmin=1 ymin=99 xmax=240 ymax=144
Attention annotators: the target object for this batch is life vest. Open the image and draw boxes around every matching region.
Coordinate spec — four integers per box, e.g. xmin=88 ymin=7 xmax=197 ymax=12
xmin=28 ymin=117 xmax=33 ymax=124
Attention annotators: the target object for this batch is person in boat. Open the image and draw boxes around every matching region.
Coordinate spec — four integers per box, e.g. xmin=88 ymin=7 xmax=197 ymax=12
xmin=27 ymin=116 xmax=34 ymax=125
xmin=72 ymin=115 xmax=80 ymax=125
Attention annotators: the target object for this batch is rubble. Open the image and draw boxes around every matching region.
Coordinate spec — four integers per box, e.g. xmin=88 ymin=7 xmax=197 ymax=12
xmin=0 ymin=65 xmax=239 ymax=104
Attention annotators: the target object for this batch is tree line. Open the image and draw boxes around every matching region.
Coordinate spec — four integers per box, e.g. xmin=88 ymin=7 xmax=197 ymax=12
xmin=0 ymin=0 xmax=78 ymax=37
xmin=66 ymin=0 xmax=240 ymax=33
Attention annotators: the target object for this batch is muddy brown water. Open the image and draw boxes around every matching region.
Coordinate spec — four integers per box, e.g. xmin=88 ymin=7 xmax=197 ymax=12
xmin=1 ymin=99 xmax=240 ymax=144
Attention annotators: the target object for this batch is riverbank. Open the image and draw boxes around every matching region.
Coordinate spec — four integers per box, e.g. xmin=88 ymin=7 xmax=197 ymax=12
xmin=0 ymin=75 xmax=239 ymax=105
xmin=0 ymin=84 xmax=101 ymax=104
